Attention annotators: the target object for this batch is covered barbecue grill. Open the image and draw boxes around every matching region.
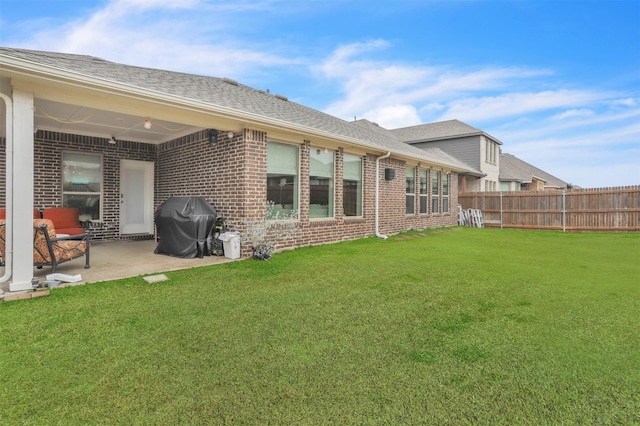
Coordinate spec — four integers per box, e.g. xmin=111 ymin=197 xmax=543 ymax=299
xmin=154 ymin=197 xmax=218 ymax=258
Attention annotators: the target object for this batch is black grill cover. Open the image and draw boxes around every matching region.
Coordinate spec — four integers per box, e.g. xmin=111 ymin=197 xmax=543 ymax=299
xmin=154 ymin=197 xmax=217 ymax=258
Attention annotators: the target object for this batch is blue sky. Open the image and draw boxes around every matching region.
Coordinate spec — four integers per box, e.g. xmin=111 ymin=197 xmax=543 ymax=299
xmin=1 ymin=0 xmax=638 ymax=188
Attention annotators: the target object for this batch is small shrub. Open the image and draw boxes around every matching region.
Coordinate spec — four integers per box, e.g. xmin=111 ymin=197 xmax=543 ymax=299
xmin=240 ymin=202 xmax=299 ymax=260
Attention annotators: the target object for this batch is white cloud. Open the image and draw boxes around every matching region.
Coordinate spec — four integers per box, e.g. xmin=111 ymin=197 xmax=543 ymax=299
xmin=611 ymin=97 xmax=638 ymax=108
xmin=436 ymin=90 xmax=608 ymax=123
xmin=361 ymin=104 xmax=421 ymax=129
xmin=552 ymin=109 xmax=595 ymax=120
xmin=317 ymin=41 xmax=563 ymax=125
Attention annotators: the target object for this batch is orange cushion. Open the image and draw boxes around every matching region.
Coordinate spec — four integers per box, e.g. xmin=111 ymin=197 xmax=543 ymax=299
xmin=43 ymin=208 xmax=80 ymax=230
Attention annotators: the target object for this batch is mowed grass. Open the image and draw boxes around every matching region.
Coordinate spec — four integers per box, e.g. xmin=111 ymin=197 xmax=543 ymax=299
xmin=1 ymin=228 xmax=638 ymax=425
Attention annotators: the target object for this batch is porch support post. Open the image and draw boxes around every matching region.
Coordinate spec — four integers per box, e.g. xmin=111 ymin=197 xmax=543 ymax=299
xmin=9 ymin=88 xmax=35 ymax=292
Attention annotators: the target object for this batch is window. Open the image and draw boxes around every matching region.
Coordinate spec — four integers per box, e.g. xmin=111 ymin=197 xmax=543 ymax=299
xmin=406 ymin=167 xmax=415 ymax=214
xmin=309 ymin=148 xmax=334 ymax=219
xmin=343 ymin=153 xmax=362 ymax=217
xmin=485 ymin=180 xmax=497 ymax=192
xmin=442 ymin=173 xmax=450 ymax=213
xmin=267 ymin=141 xmax=299 ymax=217
xmin=62 ymin=152 xmax=102 ymax=220
xmin=485 ymin=139 xmax=498 ymax=164
xmin=419 ymin=169 xmax=428 ymax=214
xmin=432 ymin=171 xmax=440 ymax=214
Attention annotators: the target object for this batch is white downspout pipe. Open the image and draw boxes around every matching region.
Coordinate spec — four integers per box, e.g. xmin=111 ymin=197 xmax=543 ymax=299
xmin=0 ymin=93 xmax=13 ymax=283
xmin=375 ymin=151 xmax=391 ymax=240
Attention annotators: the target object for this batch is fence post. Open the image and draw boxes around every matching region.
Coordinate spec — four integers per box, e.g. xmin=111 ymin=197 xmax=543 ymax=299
xmin=562 ymin=190 xmax=566 ymax=233
xmin=500 ymin=191 xmax=503 ymax=229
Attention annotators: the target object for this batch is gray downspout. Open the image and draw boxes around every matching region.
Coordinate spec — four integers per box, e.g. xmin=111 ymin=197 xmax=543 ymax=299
xmin=375 ymin=151 xmax=391 ymax=240
xmin=0 ymin=93 xmax=13 ymax=283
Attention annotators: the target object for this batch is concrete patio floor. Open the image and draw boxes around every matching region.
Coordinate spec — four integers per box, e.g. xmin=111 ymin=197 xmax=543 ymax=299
xmin=0 ymin=239 xmax=237 ymax=294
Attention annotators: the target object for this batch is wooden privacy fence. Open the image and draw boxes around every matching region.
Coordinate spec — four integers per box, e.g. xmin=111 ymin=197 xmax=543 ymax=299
xmin=458 ymin=186 xmax=640 ymax=232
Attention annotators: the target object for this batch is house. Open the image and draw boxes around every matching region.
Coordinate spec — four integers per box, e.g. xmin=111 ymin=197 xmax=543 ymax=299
xmin=499 ymin=152 xmax=569 ymax=191
xmin=0 ymin=47 xmax=471 ymax=292
xmin=391 ymin=119 xmax=500 ymax=193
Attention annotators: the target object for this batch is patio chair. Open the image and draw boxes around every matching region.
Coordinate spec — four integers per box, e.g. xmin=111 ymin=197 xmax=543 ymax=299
xmin=0 ymin=219 xmax=90 ymax=272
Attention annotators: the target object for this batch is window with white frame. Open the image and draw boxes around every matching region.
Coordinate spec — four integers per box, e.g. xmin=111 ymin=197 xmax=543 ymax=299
xmin=62 ymin=152 xmax=102 ymax=220
xmin=267 ymin=141 xmax=299 ymax=217
xmin=485 ymin=139 xmax=498 ymax=164
xmin=343 ymin=153 xmax=362 ymax=217
xmin=442 ymin=173 xmax=450 ymax=213
xmin=432 ymin=170 xmax=440 ymax=214
xmin=485 ymin=180 xmax=497 ymax=192
xmin=309 ymin=148 xmax=334 ymax=219
xmin=406 ymin=166 xmax=415 ymax=215
xmin=419 ymin=169 xmax=428 ymax=214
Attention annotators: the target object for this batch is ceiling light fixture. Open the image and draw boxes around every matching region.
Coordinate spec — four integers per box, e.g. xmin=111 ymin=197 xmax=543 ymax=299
xmin=144 ymin=119 xmax=152 ymax=129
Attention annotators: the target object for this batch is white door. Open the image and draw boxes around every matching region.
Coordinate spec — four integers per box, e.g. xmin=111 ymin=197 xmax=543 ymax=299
xmin=120 ymin=160 xmax=154 ymax=235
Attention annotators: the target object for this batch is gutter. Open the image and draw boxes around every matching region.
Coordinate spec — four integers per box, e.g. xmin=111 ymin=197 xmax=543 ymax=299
xmin=0 ymin=93 xmax=13 ymax=283
xmin=375 ymin=151 xmax=391 ymax=240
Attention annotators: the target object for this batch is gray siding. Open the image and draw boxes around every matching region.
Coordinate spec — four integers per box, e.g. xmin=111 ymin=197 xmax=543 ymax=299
xmin=410 ymin=135 xmax=481 ymax=170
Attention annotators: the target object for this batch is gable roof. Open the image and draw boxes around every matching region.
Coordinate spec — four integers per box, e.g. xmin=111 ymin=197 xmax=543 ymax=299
xmin=500 ymin=153 xmax=569 ymax=189
xmin=350 ymin=119 xmax=478 ymax=172
xmin=391 ymin=119 xmax=503 ymax=145
xmin=0 ymin=47 xmax=471 ymax=173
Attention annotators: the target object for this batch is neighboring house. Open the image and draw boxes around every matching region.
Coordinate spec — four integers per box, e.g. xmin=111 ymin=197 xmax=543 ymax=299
xmin=391 ymin=119 xmax=501 ymax=193
xmin=499 ymin=152 xmax=569 ymax=191
xmin=0 ymin=47 xmax=471 ymax=291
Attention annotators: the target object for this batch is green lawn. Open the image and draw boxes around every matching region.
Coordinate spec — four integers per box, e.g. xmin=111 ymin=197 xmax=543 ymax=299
xmin=1 ymin=228 xmax=639 ymax=425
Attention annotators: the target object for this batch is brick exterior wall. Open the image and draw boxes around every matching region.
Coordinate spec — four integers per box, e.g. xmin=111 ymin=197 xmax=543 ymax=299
xmin=1 ymin=128 xmax=459 ymax=257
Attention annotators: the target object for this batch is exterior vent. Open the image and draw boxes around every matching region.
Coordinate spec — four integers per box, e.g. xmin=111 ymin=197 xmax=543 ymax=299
xmin=222 ymin=77 xmax=238 ymax=86
xmin=275 ymin=94 xmax=288 ymax=101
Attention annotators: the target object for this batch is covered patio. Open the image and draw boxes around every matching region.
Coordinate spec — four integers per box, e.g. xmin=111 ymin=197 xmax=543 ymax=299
xmin=0 ymin=239 xmax=236 ymax=295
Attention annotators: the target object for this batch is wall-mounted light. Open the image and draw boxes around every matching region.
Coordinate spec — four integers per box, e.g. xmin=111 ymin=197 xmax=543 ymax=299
xmin=227 ymin=131 xmax=234 ymax=139
xmin=208 ymin=129 xmax=218 ymax=147
xmin=109 ymin=136 xmax=117 ymax=144
xmin=144 ymin=119 xmax=152 ymax=129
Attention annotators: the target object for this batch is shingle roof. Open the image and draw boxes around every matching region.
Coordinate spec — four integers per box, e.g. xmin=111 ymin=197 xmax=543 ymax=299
xmin=0 ymin=47 xmax=471 ymax=172
xmin=500 ymin=153 xmax=568 ymax=188
xmin=350 ymin=119 xmax=477 ymax=171
xmin=391 ymin=119 xmax=502 ymax=145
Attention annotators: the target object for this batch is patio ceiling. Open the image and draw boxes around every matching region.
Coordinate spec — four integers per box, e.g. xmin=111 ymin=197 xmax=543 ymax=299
xmin=32 ymin=98 xmax=204 ymax=145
